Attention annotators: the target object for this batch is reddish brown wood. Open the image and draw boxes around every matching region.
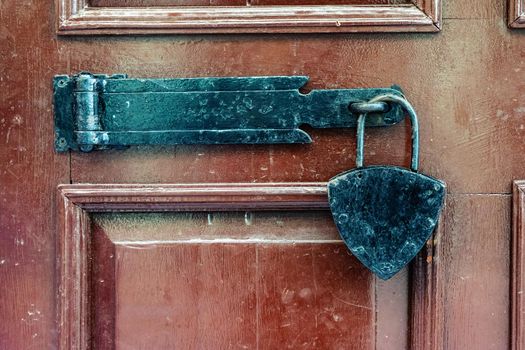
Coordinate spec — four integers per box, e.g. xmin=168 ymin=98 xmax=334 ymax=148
xmin=375 ymin=269 xmax=410 ymax=349
xmin=442 ymin=194 xmax=511 ymax=350
xmin=89 ymin=224 xmax=116 ymax=349
xmin=57 ymin=183 xmax=442 ymax=349
xmin=91 ymin=0 xmax=407 ymax=6
xmin=69 ymin=18 xmax=525 ymax=195
xmin=91 ymin=209 xmax=367 ymax=348
xmin=513 ymin=181 xmax=525 ymax=350
xmin=509 ymin=0 xmax=525 ymax=27
xmin=252 ymin=0 xmax=408 ymax=4
xmin=59 ymin=183 xmax=329 ymax=211
xmin=113 ymin=242 xmax=260 ymax=348
xmin=90 ymin=0 xmax=246 ymax=6
xmin=1 ymin=0 xmax=522 ymax=348
xmin=106 ymin=241 xmax=373 ymax=348
xmin=55 ymin=0 xmax=441 ymax=34
xmin=56 ymin=190 xmax=91 ymax=350
xmin=409 ymin=206 xmax=445 ymax=350
xmin=446 ymin=0 xmax=503 ymax=19
xmin=0 ymin=1 xmax=71 ymax=346
xmin=256 ymin=243 xmax=373 ymax=349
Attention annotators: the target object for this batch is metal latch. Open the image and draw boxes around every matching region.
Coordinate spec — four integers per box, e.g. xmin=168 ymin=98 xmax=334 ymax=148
xmin=54 ymin=73 xmax=405 ymax=152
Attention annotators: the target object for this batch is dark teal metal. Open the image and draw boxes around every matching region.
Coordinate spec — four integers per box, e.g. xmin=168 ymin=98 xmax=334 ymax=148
xmin=356 ymin=94 xmax=419 ymax=171
xmin=54 ymin=73 xmax=406 ymax=152
xmin=327 ymin=94 xmax=445 ymax=280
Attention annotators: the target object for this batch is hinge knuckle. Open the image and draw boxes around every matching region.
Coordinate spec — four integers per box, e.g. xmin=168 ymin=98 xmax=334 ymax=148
xmin=74 ymin=74 xmax=102 ymax=151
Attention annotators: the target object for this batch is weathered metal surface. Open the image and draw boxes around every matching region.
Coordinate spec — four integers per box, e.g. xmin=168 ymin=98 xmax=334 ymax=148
xmin=54 ymin=73 xmax=405 ymax=152
xmin=328 ymin=166 xmax=445 ymax=280
xmin=328 ymin=94 xmax=446 ymax=280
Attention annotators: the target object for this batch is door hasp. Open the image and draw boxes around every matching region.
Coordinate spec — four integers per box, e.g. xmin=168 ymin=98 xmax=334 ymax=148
xmin=53 ymin=73 xmax=405 ymax=152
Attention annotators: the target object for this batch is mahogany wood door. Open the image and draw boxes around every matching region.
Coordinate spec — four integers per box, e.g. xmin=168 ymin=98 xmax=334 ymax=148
xmin=0 ymin=0 xmax=522 ymax=349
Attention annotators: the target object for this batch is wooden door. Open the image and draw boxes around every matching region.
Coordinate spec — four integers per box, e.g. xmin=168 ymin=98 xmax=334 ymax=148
xmin=0 ymin=0 xmax=521 ymax=349
xmin=56 ymin=183 xmax=432 ymax=349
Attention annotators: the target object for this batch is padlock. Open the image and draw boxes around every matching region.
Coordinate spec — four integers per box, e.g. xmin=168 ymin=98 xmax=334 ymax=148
xmin=327 ymin=94 xmax=446 ymax=280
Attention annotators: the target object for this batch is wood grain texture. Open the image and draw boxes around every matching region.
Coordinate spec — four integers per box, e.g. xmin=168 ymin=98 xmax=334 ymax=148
xmin=410 ymin=211 xmax=445 ymax=350
xmin=513 ymin=181 xmax=525 ymax=350
xmin=442 ymin=194 xmax=511 ymax=350
xmin=444 ymin=0 xmax=504 ymax=20
xmin=91 ymin=0 xmax=409 ymax=6
xmin=0 ymin=0 xmax=70 ymax=346
xmin=90 ymin=0 xmax=246 ymax=6
xmin=0 ymin=0 xmax=522 ymax=348
xmin=55 ymin=0 xmax=441 ymax=34
xmin=70 ymin=19 xmax=525 ymax=194
xmin=107 ymin=242 xmax=373 ymax=349
xmin=252 ymin=0 xmax=409 ymax=4
xmin=255 ymin=243 xmax=373 ymax=349
xmin=89 ymin=225 xmax=116 ymax=349
xmin=509 ymin=0 xmax=525 ymax=27
xmin=113 ymin=243 xmax=260 ymax=349
xmin=94 ymin=210 xmax=412 ymax=348
xmin=56 ymin=183 xmax=442 ymax=349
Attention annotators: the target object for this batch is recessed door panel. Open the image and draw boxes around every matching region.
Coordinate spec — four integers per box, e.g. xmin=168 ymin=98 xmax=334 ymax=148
xmin=83 ymin=208 xmax=408 ymax=349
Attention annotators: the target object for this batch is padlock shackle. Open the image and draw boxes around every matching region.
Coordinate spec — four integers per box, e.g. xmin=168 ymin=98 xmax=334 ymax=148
xmin=356 ymin=94 xmax=419 ymax=172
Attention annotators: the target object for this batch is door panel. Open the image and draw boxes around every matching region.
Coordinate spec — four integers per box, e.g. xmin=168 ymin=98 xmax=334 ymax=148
xmin=442 ymin=194 xmax=510 ymax=349
xmin=251 ymin=0 xmax=408 ymax=4
xmin=509 ymin=0 xmax=525 ymax=27
xmin=56 ymin=0 xmax=441 ymax=34
xmin=68 ymin=19 xmax=525 ymax=194
xmin=90 ymin=0 xmax=408 ymax=6
xmin=90 ymin=211 xmax=377 ymax=349
xmin=513 ymin=182 xmax=525 ymax=350
xmin=56 ymin=184 xmax=420 ymax=349
xmin=89 ymin=0 xmax=246 ymax=6
xmin=112 ymin=242 xmax=372 ymax=349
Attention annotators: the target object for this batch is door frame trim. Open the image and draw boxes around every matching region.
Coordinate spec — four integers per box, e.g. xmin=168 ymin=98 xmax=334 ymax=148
xmin=55 ymin=0 xmax=441 ymax=34
xmin=512 ymin=181 xmax=525 ymax=350
xmin=509 ymin=0 xmax=525 ymax=28
xmin=56 ymin=183 xmax=444 ymax=349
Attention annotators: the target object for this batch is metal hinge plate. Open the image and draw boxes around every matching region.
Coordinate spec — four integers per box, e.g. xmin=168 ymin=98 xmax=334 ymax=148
xmin=53 ymin=73 xmax=405 ymax=152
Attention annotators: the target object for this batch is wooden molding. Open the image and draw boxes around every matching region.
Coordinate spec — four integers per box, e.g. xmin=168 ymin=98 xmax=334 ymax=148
xmin=56 ymin=0 xmax=441 ymax=34
xmin=57 ymin=183 xmax=443 ymax=349
xmin=509 ymin=0 xmax=525 ymax=28
xmin=513 ymin=181 xmax=525 ymax=350
xmin=409 ymin=201 xmax=446 ymax=350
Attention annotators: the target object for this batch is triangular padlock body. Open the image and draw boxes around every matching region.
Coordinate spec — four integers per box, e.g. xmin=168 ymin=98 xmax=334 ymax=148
xmin=327 ymin=166 xmax=446 ymax=280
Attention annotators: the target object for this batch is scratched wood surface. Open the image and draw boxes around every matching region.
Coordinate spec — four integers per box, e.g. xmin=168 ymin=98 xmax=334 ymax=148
xmin=92 ymin=211 xmax=409 ymax=349
xmin=70 ymin=19 xmax=525 ymax=194
xmin=56 ymin=184 xmax=417 ymax=349
xmin=512 ymin=182 xmax=525 ymax=350
xmin=57 ymin=0 xmax=440 ymax=34
xmin=509 ymin=0 xmax=525 ymax=28
xmin=0 ymin=0 xmax=523 ymax=348
xmin=90 ymin=213 xmax=377 ymax=349
xmin=442 ymin=195 xmax=511 ymax=349
xmin=90 ymin=0 xmax=408 ymax=6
